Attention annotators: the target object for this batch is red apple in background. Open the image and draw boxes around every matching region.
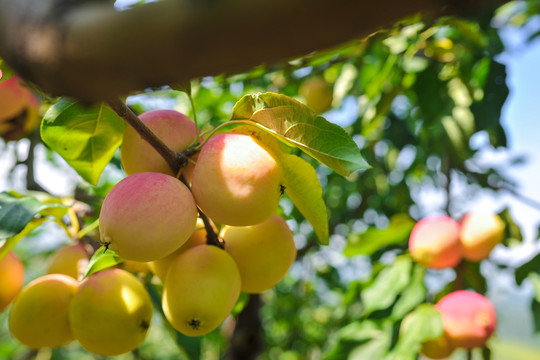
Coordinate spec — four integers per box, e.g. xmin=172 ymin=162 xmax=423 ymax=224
xmin=408 ymin=215 xmax=461 ymax=269
xmin=459 ymin=211 xmax=505 ymax=262
xmin=436 ymin=290 xmax=497 ymax=349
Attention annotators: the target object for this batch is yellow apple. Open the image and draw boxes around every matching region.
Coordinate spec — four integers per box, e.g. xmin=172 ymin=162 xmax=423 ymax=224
xmin=298 ymin=76 xmax=333 ymax=114
xmin=191 ymin=133 xmax=283 ymax=226
xmin=459 ymin=211 xmax=505 ymax=262
xmin=0 ymin=252 xmax=24 ymax=312
xmin=69 ymin=268 xmax=153 ymax=356
xmin=148 ymin=226 xmax=207 ymax=282
xmin=221 ymin=214 xmax=297 ymax=293
xmin=46 ymin=243 xmax=89 ymax=280
xmin=99 ymin=172 xmax=198 ymax=262
xmin=163 ymin=245 xmax=241 ymax=336
xmin=9 ymin=274 xmax=78 ymax=349
xmin=408 ymin=215 xmax=461 ymax=269
xmin=121 ymin=109 xmax=197 ymax=176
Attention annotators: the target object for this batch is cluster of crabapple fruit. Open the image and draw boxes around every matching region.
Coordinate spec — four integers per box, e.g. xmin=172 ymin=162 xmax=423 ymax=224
xmin=0 ymin=75 xmax=40 ymax=141
xmin=407 ymin=212 xmax=505 ymax=358
xmin=1 ymin=109 xmax=298 ymax=356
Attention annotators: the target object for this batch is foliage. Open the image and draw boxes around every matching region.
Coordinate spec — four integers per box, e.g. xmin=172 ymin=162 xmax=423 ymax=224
xmin=1 ymin=1 xmax=540 ymax=359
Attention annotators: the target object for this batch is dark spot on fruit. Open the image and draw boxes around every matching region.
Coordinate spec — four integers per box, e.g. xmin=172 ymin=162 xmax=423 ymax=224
xmin=188 ymin=319 xmax=200 ymax=330
xmin=140 ymin=320 xmax=150 ymax=330
xmin=279 ymin=184 xmax=286 ymax=196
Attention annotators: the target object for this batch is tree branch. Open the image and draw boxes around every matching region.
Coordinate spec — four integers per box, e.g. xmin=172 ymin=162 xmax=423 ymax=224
xmin=0 ymin=0 xmax=507 ymax=102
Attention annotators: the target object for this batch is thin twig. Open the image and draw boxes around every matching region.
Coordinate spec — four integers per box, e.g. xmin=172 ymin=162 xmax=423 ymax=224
xmin=106 ymin=98 xmax=181 ymax=174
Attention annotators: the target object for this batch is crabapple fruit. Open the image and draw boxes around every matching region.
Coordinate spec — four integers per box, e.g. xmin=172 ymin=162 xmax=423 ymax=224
xmin=191 ymin=133 xmax=283 ymax=226
xmin=299 ymin=76 xmax=333 ymax=114
xmin=9 ymin=274 xmax=78 ymax=348
xmin=163 ymin=245 xmax=241 ymax=336
xmin=0 ymin=252 xmax=24 ymax=312
xmin=69 ymin=268 xmax=152 ymax=356
xmin=459 ymin=211 xmax=505 ymax=262
xmin=408 ymin=215 xmax=461 ymax=269
xmin=221 ymin=214 xmax=297 ymax=293
xmin=121 ymin=109 xmax=197 ymax=176
xmin=148 ymin=225 xmax=207 ymax=282
xmin=46 ymin=243 xmax=89 ymax=280
xmin=99 ymin=172 xmax=198 ymax=262
xmin=436 ymin=290 xmax=497 ymax=349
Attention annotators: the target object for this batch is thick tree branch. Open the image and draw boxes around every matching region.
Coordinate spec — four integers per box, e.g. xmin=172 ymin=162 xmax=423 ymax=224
xmin=0 ymin=0 xmax=507 ymax=102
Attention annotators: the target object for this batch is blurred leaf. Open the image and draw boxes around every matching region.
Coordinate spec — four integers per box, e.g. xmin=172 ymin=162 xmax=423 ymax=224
xmin=471 ymin=60 xmax=509 ymax=145
xmin=344 ymin=214 xmax=415 ymax=257
xmin=391 ymin=265 xmax=427 ymax=320
xmin=232 ymin=92 xmax=369 ymax=176
xmin=41 ymin=99 xmax=125 ymax=185
xmin=515 ymin=253 xmax=540 ymax=285
xmin=0 ymin=217 xmax=46 ymax=261
xmin=82 ymin=246 xmax=123 ymax=278
xmin=0 ymin=191 xmax=67 ymax=239
xmin=280 ymin=153 xmax=328 ymax=245
xmin=533 ymin=298 xmax=540 ymax=333
xmin=362 ymin=256 xmax=412 ymax=316
xmin=170 ymin=81 xmax=191 ymax=94
xmin=499 ymin=208 xmax=523 ymax=246
xmin=386 ymin=304 xmax=443 ymax=360
xmin=462 ymin=261 xmax=487 ymax=293
xmin=325 ymin=320 xmax=392 ymax=360
xmin=0 ymin=59 xmax=15 ymax=81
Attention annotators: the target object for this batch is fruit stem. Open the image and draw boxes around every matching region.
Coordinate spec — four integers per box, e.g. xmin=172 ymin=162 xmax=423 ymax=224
xmin=107 ymin=98 xmax=182 ymax=174
xmin=198 ymin=209 xmax=224 ymax=249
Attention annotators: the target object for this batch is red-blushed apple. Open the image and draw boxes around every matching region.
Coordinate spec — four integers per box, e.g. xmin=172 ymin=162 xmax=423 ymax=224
xmin=0 ymin=252 xmax=24 ymax=312
xmin=121 ymin=109 xmax=197 ymax=176
xmin=408 ymin=215 xmax=461 ymax=269
xmin=0 ymin=76 xmax=40 ymax=141
xmin=436 ymin=290 xmax=497 ymax=349
xmin=459 ymin=211 xmax=505 ymax=262
xmin=99 ymin=172 xmax=198 ymax=262
xmin=191 ymin=133 xmax=283 ymax=226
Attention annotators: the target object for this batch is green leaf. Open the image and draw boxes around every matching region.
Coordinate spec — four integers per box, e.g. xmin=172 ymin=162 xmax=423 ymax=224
xmin=499 ymin=208 xmax=523 ymax=246
xmin=82 ymin=246 xmax=123 ymax=278
xmin=0 ymin=218 xmax=47 ymax=261
xmin=391 ymin=265 xmax=427 ymax=320
xmin=325 ymin=320 xmax=392 ymax=360
xmin=280 ymin=153 xmax=328 ymax=245
xmin=362 ymin=256 xmax=412 ymax=316
xmin=386 ymin=304 xmax=443 ymax=360
xmin=0 ymin=59 xmax=15 ymax=81
xmin=0 ymin=191 xmax=67 ymax=239
xmin=344 ymin=214 xmax=415 ymax=257
xmin=515 ymin=253 xmax=540 ymax=285
xmin=41 ymin=99 xmax=125 ymax=185
xmin=231 ymin=92 xmax=369 ymax=176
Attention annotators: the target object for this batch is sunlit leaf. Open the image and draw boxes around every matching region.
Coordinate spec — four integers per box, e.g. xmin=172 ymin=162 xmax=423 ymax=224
xmin=280 ymin=153 xmax=328 ymax=245
xmin=325 ymin=320 xmax=392 ymax=360
xmin=82 ymin=246 xmax=123 ymax=278
xmin=231 ymin=92 xmax=369 ymax=176
xmin=41 ymin=98 xmax=125 ymax=185
xmin=391 ymin=265 xmax=427 ymax=320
